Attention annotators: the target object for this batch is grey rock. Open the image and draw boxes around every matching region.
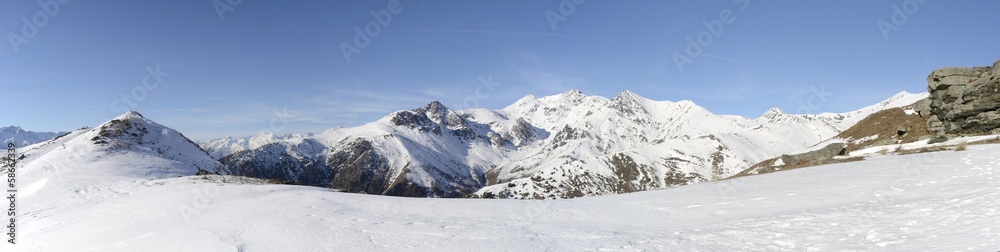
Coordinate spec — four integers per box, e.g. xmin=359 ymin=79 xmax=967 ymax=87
xmin=780 ymin=143 xmax=847 ymax=166
xmin=913 ymin=98 xmax=932 ymax=117
xmin=509 ymin=118 xmax=538 ymax=145
xmin=927 ymin=115 xmax=945 ymax=134
xmin=896 ymin=125 xmax=910 ymax=137
xmin=926 ymin=60 xmax=1000 ymax=134
xmin=928 ymin=135 xmax=949 ymax=144
xmin=487 ymin=132 xmax=505 ymax=147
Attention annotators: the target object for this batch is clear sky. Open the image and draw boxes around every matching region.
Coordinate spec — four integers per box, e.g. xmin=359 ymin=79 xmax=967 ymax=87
xmin=2 ymin=0 xmax=999 ymax=140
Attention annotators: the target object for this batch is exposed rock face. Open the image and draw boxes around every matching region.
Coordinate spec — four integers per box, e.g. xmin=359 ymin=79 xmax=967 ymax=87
xmin=324 ymin=138 xmax=397 ymax=195
xmin=926 ymin=60 xmax=1000 ymax=135
xmin=508 ymin=118 xmax=539 ymax=146
xmin=221 ymin=140 xmax=330 ymax=186
xmin=913 ymin=98 xmax=932 ymax=117
xmin=780 ymin=143 xmax=847 ymax=166
xmin=221 ymin=137 xmax=469 ymax=197
xmin=391 ymin=101 xmax=477 ymax=139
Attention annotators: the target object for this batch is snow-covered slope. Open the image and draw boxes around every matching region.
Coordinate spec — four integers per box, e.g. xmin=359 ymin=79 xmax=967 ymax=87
xmin=221 ymin=90 xmax=927 ymax=198
xmin=756 ymin=91 xmax=927 ymax=127
xmin=10 ymin=111 xmax=223 ymax=182
xmin=7 ymin=140 xmax=999 ymax=251
xmin=474 ymin=90 xmax=925 ymax=198
xmin=0 ymin=126 xmax=66 ymax=147
xmin=222 ymin=101 xmax=500 ymax=197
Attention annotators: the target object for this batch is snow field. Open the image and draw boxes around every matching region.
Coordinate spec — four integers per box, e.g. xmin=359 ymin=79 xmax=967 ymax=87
xmin=6 ymin=143 xmax=999 ymax=251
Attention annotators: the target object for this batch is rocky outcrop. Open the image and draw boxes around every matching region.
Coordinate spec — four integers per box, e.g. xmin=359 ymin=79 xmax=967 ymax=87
xmin=324 ymin=138 xmax=398 ymax=195
xmin=926 ymin=60 xmax=1000 ymax=135
xmin=913 ymin=98 xmax=932 ymax=117
xmin=392 ymin=101 xmax=478 ymax=139
xmin=780 ymin=143 xmax=847 ymax=166
xmin=221 ymin=140 xmax=330 ymax=186
xmin=507 ymin=118 xmax=540 ymax=146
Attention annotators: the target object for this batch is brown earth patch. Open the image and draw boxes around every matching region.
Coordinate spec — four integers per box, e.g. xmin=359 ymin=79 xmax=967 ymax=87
xmin=836 ymin=107 xmax=931 ymax=152
xmin=730 ymin=156 xmax=865 ymax=179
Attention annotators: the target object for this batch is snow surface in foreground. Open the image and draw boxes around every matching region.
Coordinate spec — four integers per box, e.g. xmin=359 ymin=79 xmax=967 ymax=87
xmin=7 ymin=145 xmax=1000 ymax=251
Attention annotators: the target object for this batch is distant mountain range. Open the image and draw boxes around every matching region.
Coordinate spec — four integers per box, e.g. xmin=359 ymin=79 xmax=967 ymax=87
xmin=10 ymin=90 xmax=926 ymax=199
xmin=197 ymin=132 xmax=313 ymax=159
xmin=1 ymin=126 xmax=67 ymax=147
xmin=205 ymin=89 xmax=926 ymax=198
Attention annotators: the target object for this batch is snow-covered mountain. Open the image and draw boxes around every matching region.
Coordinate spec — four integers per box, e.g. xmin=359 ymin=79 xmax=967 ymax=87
xmin=8 ymin=93 xmax=997 ymax=251
xmin=0 ymin=126 xmax=66 ymax=147
xmin=9 ymin=137 xmax=1000 ymax=251
xmin=221 ymin=90 xmax=927 ymax=198
xmin=198 ymin=132 xmax=313 ymax=159
xmin=12 ymin=111 xmax=223 ymax=182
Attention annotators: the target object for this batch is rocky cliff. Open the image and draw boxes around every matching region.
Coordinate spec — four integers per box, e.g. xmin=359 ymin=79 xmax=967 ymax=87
xmin=926 ymin=60 xmax=1000 ymax=135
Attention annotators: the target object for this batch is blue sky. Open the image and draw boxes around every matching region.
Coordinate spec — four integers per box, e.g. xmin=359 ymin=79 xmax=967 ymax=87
xmin=2 ymin=0 xmax=999 ymax=140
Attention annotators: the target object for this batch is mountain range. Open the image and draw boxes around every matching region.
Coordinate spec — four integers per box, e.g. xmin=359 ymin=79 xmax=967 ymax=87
xmin=0 ymin=126 xmax=67 ymax=147
xmin=8 ymin=90 xmax=927 ymax=199
xmin=205 ymin=89 xmax=926 ymax=198
xmin=6 ymin=62 xmax=997 ymax=251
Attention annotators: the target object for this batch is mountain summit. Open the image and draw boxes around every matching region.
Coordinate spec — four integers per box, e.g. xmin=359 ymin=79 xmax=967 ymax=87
xmin=17 ymin=111 xmax=223 ymax=180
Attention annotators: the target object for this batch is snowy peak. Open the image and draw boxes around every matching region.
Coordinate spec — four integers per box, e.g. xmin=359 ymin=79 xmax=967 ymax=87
xmin=93 ymin=111 xmax=165 ymax=148
xmin=1 ymin=126 xmax=24 ymax=135
xmin=873 ymin=91 xmax=922 ymax=110
xmin=611 ymin=89 xmax=640 ymax=101
xmin=418 ymin=101 xmax=449 ymax=116
xmin=387 ymin=101 xmax=475 ymax=138
xmin=539 ymin=89 xmax=589 ymax=107
xmin=506 ymin=94 xmax=541 ymax=110
xmin=610 ymin=90 xmax=644 ymax=105
xmin=26 ymin=111 xmax=226 ymax=177
xmin=1 ymin=126 xmax=66 ymax=147
xmin=566 ymin=88 xmax=584 ymax=96
xmin=414 ymin=101 xmax=452 ymax=125
xmin=117 ymin=110 xmax=146 ymax=120
xmin=759 ymin=107 xmax=786 ymax=120
xmin=611 ymin=89 xmax=652 ymax=115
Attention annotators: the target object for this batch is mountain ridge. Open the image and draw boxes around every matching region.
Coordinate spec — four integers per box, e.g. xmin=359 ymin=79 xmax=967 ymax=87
xmin=210 ymin=89 xmax=927 ymax=198
xmin=1 ymin=126 xmax=67 ymax=147
xmin=14 ymin=111 xmax=224 ymax=183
